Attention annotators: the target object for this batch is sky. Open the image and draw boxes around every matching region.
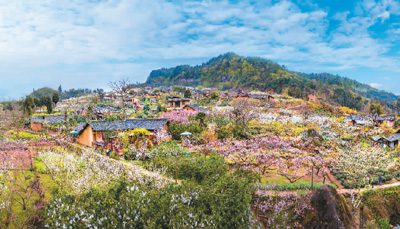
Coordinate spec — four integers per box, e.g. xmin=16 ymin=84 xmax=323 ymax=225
xmin=0 ymin=0 xmax=399 ymax=99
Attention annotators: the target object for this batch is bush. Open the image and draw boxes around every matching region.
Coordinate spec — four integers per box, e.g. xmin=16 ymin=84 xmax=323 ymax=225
xmin=216 ymin=124 xmax=234 ymax=140
xmin=149 ymin=141 xmax=187 ymax=158
xmin=168 ymin=122 xmax=204 ymax=140
xmin=151 ymin=153 xmax=228 ymax=184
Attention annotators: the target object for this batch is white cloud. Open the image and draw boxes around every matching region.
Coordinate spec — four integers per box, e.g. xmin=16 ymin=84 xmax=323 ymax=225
xmin=369 ymin=82 xmax=382 ymax=89
xmin=0 ymin=0 xmax=399 ymax=98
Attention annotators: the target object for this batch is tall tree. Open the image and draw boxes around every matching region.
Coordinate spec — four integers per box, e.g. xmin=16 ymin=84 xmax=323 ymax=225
xmin=43 ymin=96 xmax=53 ymax=114
xmin=52 ymin=93 xmax=60 ymax=105
xmin=22 ymin=96 xmax=35 ymax=115
xmin=184 ymin=89 xmax=192 ymax=98
xmin=109 ymin=79 xmax=131 ymax=120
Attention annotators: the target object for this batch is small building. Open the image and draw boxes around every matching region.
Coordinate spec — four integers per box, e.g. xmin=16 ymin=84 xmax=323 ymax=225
xmin=386 ymin=133 xmax=400 ymax=148
xmin=248 ymin=92 xmax=275 ymax=101
xmin=345 ymin=115 xmax=370 ymax=126
xmin=372 ymin=136 xmax=388 ymax=147
xmin=72 ymin=119 xmax=169 ymax=147
xmin=30 ymin=115 xmax=66 ymax=131
xmin=372 ymin=115 xmax=396 ymax=127
xmin=94 ymin=105 xmax=121 ymax=119
xmin=166 ymin=96 xmax=191 ymax=110
xmin=182 ymin=105 xmax=206 ymax=113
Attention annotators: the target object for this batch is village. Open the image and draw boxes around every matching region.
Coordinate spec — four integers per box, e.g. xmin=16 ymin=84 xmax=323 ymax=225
xmin=1 ymin=82 xmax=400 ymax=227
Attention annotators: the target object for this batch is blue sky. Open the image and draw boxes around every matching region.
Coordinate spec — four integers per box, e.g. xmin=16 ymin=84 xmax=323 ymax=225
xmin=0 ymin=0 xmax=399 ymax=99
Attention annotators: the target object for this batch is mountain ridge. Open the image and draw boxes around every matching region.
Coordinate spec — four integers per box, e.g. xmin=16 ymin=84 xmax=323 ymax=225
xmin=146 ymin=53 xmax=398 ymax=110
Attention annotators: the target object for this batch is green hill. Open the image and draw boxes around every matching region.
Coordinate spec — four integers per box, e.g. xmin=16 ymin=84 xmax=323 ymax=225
xmin=30 ymin=87 xmax=59 ymax=99
xmin=146 ymin=53 xmax=398 ymax=110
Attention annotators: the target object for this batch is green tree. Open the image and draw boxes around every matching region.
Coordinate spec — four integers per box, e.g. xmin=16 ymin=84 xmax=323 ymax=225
xmin=52 ymin=93 xmax=60 ymax=105
xmin=43 ymin=96 xmax=53 ymax=114
xmin=22 ymin=96 xmax=35 ymax=115
xmin=184 ymin=89 xmax=192 ymax=98
xmin=195 ymin=112 xmax=207 ymax=127
xmin=210 ymin=91 xmax=219 ymax=100
xmin=369 ymin=102 xmax=384 ymax=115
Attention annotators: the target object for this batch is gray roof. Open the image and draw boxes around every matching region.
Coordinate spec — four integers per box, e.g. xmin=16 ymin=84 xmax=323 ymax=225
xmin=248 ymin=94 xmax=274 ymax=100
xmin=183 ymin=105 xmax=206 ymax=112
xmin=166 ymin=96 xmax=190 ymax=102
xmin=372 ymin=136 xmax=385 ymax=142
xmin=31 ymin=115 xmax=65 ymax=124
xmin=72 ymin=122 xmax=88 ymax=134
xmin=373 ymin=115 xmax=396 ymax=122
xmin=94 ymin=105 xmax=120 ymax=114
xmin=89 ymin=119 xmax=168 ymax=132
xmin=387 ymin=133 xmax=400 ymax=142
xmin=387 ymin=134 xmax=400 ymax=142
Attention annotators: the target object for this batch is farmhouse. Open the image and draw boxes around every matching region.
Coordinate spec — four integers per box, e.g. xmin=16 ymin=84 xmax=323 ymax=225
xmin=345 ymin=115 xmax=369 ymax=126
xmin=72 ymin=119 xmax=169 ymax=147
xmin=248 ymin=92 xmax=275 ymax=101
xmin=94 ymin=105 xmax=121 ymax=119
xmin=183 ymin=104 xmax=206 ymax=112
xmin=166 ymin=96 xmax=191 ymax=110
xmin=30 ymin=115 xmax=66 ymax=131
xmin=372 ymin=115 xmax=396 ymax=127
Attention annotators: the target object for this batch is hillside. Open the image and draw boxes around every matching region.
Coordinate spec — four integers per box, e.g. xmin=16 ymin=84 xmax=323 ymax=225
xmin=147 ymin=53 xmax=398 ymax=109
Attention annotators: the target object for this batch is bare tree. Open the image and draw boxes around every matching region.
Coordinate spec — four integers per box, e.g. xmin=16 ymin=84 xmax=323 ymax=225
xmin=109 ymin=79 xmax=131 ymax=121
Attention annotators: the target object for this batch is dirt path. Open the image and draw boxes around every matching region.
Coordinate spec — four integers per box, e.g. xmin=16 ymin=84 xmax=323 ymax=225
xmin=338 ymin=181 xmax=400 ymax=195
xmin=255 ymin=182 xmax=400 ymax=197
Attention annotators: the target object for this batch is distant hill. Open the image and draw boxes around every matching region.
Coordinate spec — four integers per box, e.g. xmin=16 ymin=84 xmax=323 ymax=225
xmin=146 ymin=53 xmax=398 ymax=110
xmin=30 ymin=87 xmax=59 ymax=99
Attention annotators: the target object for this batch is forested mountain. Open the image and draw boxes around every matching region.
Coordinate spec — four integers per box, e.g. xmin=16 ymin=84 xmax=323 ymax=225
xmin=146 ymin=53 xmax=398 ymax=110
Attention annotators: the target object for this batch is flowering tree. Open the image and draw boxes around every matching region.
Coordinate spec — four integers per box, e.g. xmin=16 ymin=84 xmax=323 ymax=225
xmin=160 ymin=109 xmax=197 ymax=124
xmin=253 ymin=193 xmax=312 ymax=228
xmin=333 ymin=145 xmax=395 ymax=188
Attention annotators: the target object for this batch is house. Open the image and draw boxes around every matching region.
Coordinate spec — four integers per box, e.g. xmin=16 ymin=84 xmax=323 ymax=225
xmin=94 ymin=105 xmax=121 ymax=119
xmin=386 ymin=133 xmax=400 ymax=148
xmin=183 ymin=105 xmax=206 ymax=113
xmin=372 ymin=136 xmax=388 ymax=147
xmin=30 ymin=115 xmax=66 ymax=131
xmin=72 ymin=119 xmax=169 ymax=147
xmin=166 ymin=96 xmax=191 ymax=110
xmin=372 ymin=115 xmax=396 ymax=127
xmin=248 ymin=92 xmax=275 ymax=101
xmin=345 ymin=115 xmax=370 ymax=126
xmin=372 ymin=130 xmax=400 ymax=148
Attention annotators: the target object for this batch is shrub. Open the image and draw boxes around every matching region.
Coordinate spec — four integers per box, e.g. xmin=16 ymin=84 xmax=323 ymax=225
xmin=216 ymin=123 xmax=234 ymax=140
xmin=149 ymin=141 xmax=187 ymax=158
xmin=168 ymin=122 xmax=204 ymax=140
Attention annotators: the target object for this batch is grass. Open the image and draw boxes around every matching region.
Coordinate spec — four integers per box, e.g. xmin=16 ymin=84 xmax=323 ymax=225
xmin=258 ymin=176 xmax=336 ymax=191
xmin=0 ymin=169 xmax=58 ymax=228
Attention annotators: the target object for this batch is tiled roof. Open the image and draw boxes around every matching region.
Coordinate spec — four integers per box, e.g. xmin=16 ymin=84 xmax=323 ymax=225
xmin=346 ymin=115 xmax=396 ymax=122
xmin=387 ymin=133 xmax=400 ymax=142
xmin=94 ymin=105 xmax=120 ymax=114
xmin=72 ymin=122 xmax=88 ymax=134
xmin=183 ymin=105 xmax=206 ymax=112
xmin=31 ymin=115 xmax=65 ymax=124
xmin=166 ymin=96 xmax=190 ymax=102
xmin=89 ymin=119 xmax=168 ymax=132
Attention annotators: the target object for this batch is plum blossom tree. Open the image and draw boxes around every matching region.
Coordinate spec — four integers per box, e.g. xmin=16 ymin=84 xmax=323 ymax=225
xmin=333 ymin=144 xmax=394 ymax=188
xmin=160 ymin=109 xmax=197 ymax=124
